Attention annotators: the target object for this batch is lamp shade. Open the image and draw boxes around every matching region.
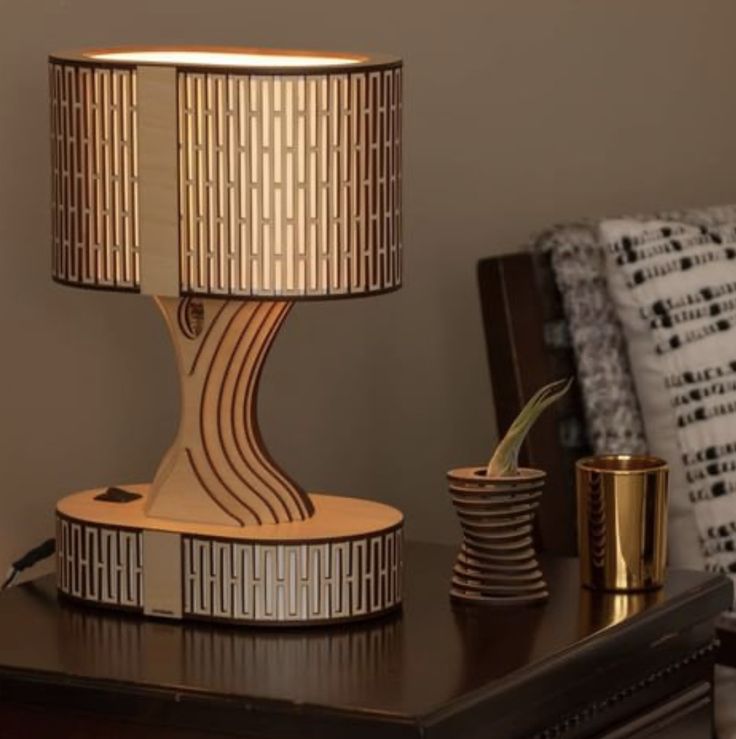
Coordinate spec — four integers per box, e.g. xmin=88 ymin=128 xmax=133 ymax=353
xmin=49 ymin=46 xmax=402 ymax=298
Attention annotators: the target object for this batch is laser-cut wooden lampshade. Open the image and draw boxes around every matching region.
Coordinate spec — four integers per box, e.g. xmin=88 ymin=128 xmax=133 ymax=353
xmin=50 ymin=46 xmax=404 ymax=626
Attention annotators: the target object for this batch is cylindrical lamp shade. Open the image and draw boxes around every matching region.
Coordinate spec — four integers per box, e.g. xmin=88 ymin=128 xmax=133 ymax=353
xmin=49 ymin=47 xmax=402 ymax=298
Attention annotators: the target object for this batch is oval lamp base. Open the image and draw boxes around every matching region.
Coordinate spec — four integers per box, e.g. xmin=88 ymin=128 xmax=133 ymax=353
xmin=56 ymin=486 xmax=403 ymax=627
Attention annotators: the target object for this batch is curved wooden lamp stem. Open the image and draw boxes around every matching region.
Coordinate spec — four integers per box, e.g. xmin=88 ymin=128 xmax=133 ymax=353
xmin=145 ymin=296 xmax=314 ymax=527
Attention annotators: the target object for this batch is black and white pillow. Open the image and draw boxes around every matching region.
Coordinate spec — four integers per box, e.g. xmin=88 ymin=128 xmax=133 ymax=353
xmin=602 ymin=218 xmax=736 ymax=573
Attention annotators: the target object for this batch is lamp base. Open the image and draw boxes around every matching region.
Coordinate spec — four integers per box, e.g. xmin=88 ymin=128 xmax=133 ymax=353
xmin=56 ymin=487 xmax=403 ymax=626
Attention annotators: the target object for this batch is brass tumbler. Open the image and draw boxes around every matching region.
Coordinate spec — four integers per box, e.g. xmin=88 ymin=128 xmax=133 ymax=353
xmin=576 ymin=455 xmax=668 ymax=592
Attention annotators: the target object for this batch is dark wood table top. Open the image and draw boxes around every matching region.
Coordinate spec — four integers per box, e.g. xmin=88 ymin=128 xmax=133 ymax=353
xmin=0 ymin=542 xmax=730 ymax=738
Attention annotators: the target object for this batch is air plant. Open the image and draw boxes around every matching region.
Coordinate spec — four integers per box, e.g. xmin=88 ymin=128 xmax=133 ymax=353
xmin=486 ymin=378 xmax=573 ymax=477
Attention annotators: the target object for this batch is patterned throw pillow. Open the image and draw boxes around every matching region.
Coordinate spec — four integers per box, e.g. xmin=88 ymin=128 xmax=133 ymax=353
xmin=601 ymin=218 xmax=736 ymax=574
xmin=533 ymin=205 xmax=736 ymax=461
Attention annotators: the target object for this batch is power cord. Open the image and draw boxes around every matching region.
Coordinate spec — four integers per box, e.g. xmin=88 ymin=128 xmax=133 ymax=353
xmin=1 ymin=539 xmax=56 ymax=591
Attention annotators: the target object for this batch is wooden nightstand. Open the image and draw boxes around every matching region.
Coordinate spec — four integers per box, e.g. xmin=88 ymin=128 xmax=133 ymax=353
xmin=0 ymin=542 xmax=730 ymax=738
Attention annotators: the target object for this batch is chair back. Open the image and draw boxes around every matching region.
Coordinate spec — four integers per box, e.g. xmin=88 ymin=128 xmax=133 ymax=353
xmin=477 ymin=251 xmax=591 ymax=555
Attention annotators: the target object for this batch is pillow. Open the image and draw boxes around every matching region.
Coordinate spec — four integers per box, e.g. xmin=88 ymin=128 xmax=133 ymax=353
xmin=535 ymin=224 xmax=648 ymax=455
xmin=601 ymin=218 xmax=736 ymax=573
xmin=533 ymin=205 xmax=736 ymax=460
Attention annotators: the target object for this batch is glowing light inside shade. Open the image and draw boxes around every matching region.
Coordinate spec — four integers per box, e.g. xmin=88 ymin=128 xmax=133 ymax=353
xmin=88 ymin=50 xmax=363 ymax=68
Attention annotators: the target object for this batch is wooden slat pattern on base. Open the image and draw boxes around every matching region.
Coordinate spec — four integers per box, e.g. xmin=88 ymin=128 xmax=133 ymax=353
xmin=182 ymin=531 xmax=403 ymax=623
xmin=57 ymin=517 xmax=143 ymax=609
xmin=56 ymin=488 xmax=404 ymax=626
xmin=448 ymin=467 xmax=548 ymax=605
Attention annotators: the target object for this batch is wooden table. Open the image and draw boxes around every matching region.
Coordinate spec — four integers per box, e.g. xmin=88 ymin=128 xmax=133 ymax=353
xmin=0 ymin=542 xmax=730 ymax=738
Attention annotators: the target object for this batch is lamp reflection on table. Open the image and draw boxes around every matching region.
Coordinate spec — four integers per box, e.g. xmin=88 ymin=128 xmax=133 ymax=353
xmin=55 ymin=595 xmax=404 ymax=702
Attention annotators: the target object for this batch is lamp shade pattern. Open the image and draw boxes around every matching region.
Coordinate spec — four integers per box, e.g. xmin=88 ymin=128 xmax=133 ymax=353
xmin=49 ymin=48 xmax=402 ymax=298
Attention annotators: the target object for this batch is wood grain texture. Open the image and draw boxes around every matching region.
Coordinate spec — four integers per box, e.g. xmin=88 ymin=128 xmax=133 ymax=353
xmin=138 ymin=65 xmax=180 ymax=297
xmin=58 ymin=486 xmax=402 ymax=541
xmin=146 ymin=296 xmax=313 ymax=526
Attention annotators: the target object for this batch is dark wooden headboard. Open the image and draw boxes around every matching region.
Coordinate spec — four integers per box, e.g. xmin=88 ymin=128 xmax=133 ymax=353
xmin=477 ymin=252 xmax=591 ymax=556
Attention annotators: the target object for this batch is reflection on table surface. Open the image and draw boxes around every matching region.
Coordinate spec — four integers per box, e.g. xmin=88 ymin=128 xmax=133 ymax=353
xmin=0 ymin=543 xmax=718 ymax=717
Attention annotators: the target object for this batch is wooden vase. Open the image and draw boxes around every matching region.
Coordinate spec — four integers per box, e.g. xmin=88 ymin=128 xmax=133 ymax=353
xmin=448 ymin=467 xmax=548 ymax=606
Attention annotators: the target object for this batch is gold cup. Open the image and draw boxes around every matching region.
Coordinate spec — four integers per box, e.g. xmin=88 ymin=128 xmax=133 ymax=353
xmin=576 ymin=455 xmax=668 ymax=592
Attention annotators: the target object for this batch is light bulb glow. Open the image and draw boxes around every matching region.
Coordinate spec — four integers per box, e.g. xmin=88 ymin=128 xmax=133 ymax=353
xmin=87 ymin=49 xmax=364 ymax=68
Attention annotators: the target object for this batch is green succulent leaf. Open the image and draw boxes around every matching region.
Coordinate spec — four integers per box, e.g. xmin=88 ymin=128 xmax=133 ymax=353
xmin=486 ymin=377 xmax=573 ymax=477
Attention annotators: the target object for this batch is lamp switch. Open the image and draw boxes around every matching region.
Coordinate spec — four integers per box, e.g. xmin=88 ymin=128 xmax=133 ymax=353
xmin=95 ymin=487 xmax=142 ymax=503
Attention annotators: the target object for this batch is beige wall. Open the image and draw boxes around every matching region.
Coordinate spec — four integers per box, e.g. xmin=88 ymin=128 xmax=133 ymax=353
xmin=2 ymin=0 xmax=736 ymax=576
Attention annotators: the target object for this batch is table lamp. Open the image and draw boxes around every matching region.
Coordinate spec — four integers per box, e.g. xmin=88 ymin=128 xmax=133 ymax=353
xmin=49 ymin=46 xmax=403 ymax=626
